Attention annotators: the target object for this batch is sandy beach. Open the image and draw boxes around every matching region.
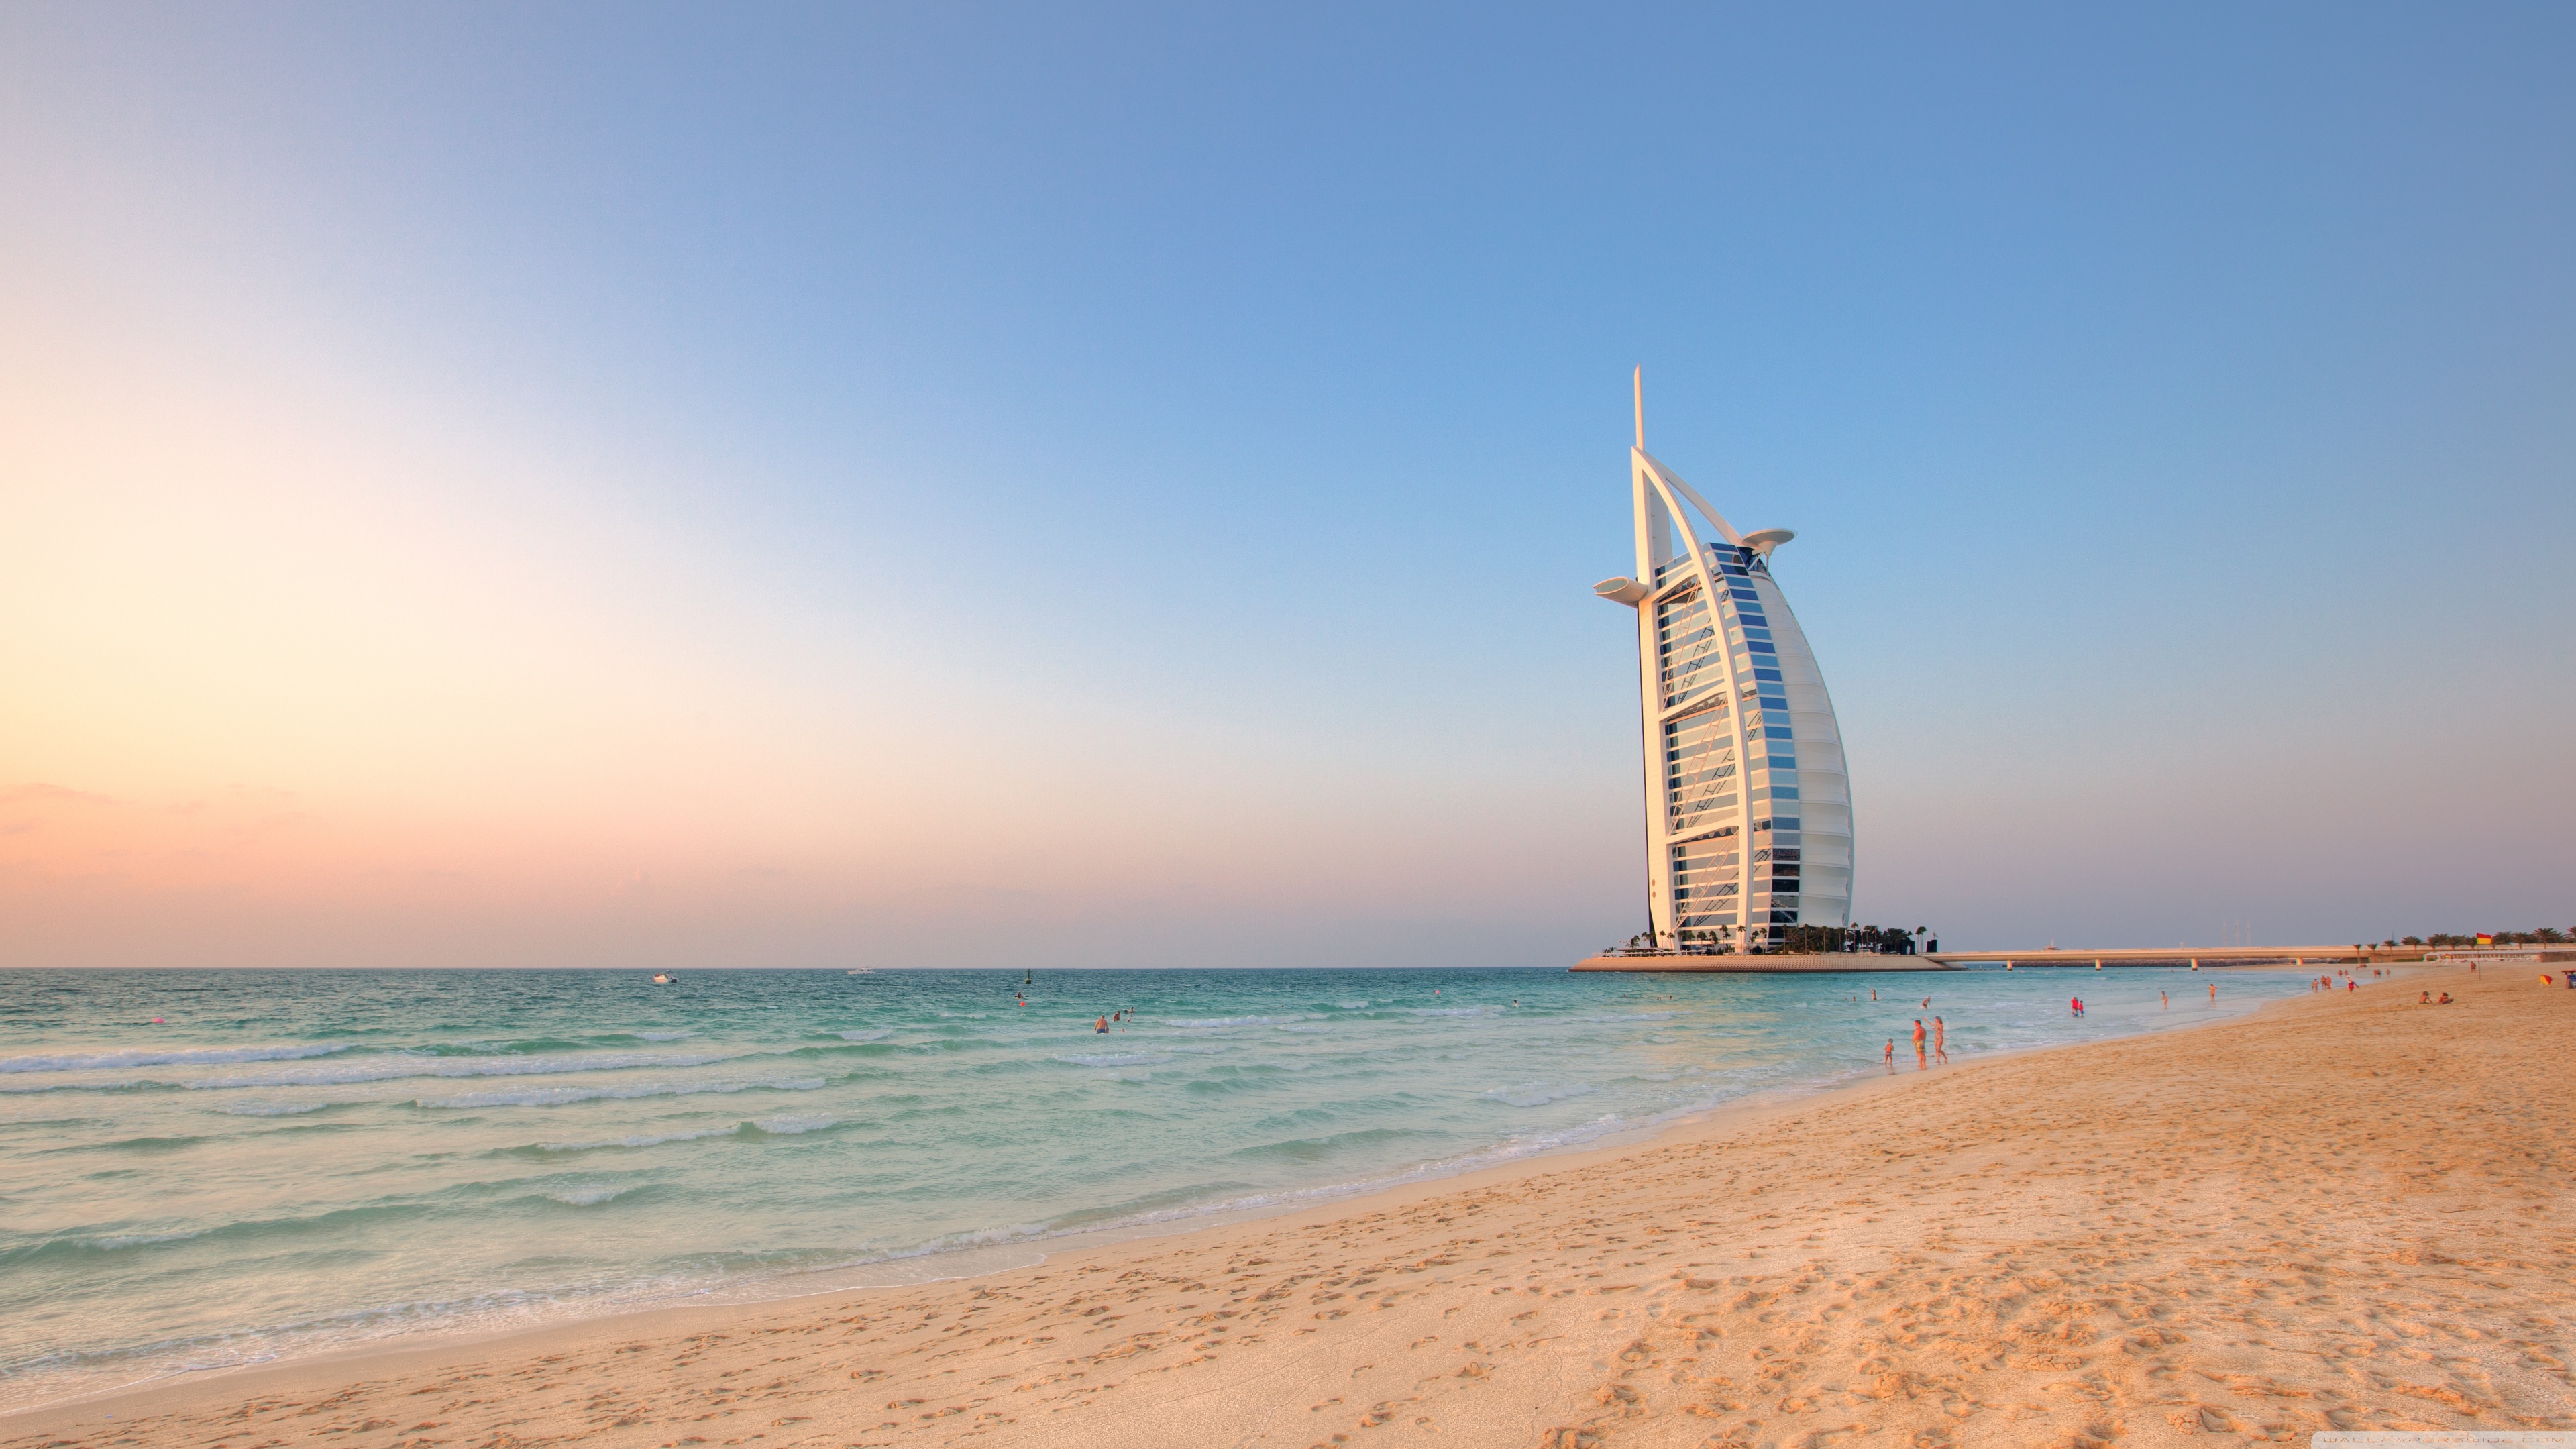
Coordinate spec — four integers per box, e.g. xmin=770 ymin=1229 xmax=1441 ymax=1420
xmin=9 ymin=964 xmax=2569 ymax=1449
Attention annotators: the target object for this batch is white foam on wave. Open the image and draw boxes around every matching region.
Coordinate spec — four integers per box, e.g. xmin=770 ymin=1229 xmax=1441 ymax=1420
xmin=753 ymin=1114 xmax=836 ymax=1135
xmin=1483 ymin=1081 xmax=1596 ymax=1108
xmin=1275 ymin=1024 xmax=1332 ymax=1034
xmin=1159 ymin=1042 xmax=1230 ymax=1055
xmin=188 ymin=1050 xmax=743 ymax=1092
xmin=83 ymin=1229 xmax=208 ymax=1250
xmin=214 ymin=1102 xmax=329 ymax=1117
xmin=1406 ymin=1006 xmax=1499 ymax=1018
xmin=424 ymin=1077 xmax=825 ymax=1110
xmin=1583 ymin=1011 xmax=1678 ymax=1022
xmin=1055 ymin=1053 xmax=1173 ymax=1068
xmin=1165 ymin=1015 xmax=1304 ymax=1028
xmin=1 ymin=1043 xmax=352 ymax=1075
xmin=633 ymin=1031 xmax=693 ymax=1042
xmin=545 ymin=1185 xmax=631 ymax=1207
xmin=537 ymin=1126 xmax=735 ymax=1152
xmin=837 ymin=1029 xmax=892 ymax=1042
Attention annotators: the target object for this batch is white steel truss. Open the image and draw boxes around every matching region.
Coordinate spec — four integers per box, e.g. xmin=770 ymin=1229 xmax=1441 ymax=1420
xmin=1593 ymin=372 xmax=1855 ymax=953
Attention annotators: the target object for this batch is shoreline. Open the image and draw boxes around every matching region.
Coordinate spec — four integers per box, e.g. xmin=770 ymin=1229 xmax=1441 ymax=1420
xmin=0 ymin=961 xmax=2397 ymax=1440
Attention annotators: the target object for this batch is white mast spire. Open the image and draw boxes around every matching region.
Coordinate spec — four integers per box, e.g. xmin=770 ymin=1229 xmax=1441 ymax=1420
xmin=1633 ymin=366 xmax=1644 ymax=451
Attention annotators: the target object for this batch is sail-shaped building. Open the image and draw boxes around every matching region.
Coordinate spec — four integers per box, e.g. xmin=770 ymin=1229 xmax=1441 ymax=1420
xmin=1593 ymin=376 xmax=1853 ymax=953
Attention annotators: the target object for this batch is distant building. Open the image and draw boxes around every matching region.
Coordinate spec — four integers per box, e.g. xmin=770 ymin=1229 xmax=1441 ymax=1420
xmin=1592 ymin=376 xmax=1854 ymax=952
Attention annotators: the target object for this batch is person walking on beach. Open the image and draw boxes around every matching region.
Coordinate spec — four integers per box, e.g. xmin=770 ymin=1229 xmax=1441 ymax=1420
xmin=2160 ymin=989 xmax=2169 ymax=1009
xmin=2208 ymin=981 xmax=2216 ymax=1005
xmin=1932 ymin=1016 xmax=1947 ymax=1064
xmin=1910 ymin=1018 xmax=1926 ymax=1067
xmin=1883 ymin=1039 xmax=1895 ymax=1069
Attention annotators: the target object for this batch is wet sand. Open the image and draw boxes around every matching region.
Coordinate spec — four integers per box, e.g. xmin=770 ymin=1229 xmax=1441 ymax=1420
xmin=9 ymin=965 xmax=2571 ymax=1448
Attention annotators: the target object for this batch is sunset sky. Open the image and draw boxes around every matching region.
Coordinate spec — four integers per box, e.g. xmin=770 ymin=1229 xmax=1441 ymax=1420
xmin=5 ymin=3 xmax=2571 ymax=968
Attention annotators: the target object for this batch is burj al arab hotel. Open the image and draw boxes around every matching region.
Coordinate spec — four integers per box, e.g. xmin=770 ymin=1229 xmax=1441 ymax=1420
xmin=1593 ymin=374 xmax=1853 ymax=953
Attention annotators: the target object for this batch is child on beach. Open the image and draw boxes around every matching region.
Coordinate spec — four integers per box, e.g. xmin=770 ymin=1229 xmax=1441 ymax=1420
xmin=1883 ymin=1039 xmax=1895 ymax=1069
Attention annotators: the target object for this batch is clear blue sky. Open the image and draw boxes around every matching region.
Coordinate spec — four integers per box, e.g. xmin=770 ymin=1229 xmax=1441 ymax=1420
xmin=3 ymin=3 xmax=2570 ymax=967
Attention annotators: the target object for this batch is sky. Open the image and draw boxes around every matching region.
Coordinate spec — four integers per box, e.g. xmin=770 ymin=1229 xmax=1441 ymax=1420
xmin=3 ymin=2 xmax=2571 ymax=969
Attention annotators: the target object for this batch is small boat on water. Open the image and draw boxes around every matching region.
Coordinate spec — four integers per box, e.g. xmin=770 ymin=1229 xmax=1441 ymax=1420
xmin=651 ymin=973 xmax=674 ymax=985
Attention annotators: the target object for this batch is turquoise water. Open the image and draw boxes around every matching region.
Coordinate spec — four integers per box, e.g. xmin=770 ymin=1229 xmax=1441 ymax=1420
xmin=0 ymin=965 xmax=2302 ymax=1409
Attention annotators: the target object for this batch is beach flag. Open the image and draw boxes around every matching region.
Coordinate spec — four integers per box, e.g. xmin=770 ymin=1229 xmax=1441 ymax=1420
xmin=2476 ymin=933 xmax=2494 ymax=947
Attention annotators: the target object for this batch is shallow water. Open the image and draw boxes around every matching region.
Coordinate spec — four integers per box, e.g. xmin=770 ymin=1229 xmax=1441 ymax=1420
xmin=0 ymin=964 xmax=2303 ymax=1408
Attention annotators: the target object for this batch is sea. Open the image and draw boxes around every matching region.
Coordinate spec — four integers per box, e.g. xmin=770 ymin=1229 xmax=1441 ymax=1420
xmin=0 ymin=963 xmax=2308 ymax=1411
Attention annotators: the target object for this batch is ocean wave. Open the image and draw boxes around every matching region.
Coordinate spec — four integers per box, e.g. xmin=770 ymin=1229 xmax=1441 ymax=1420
xmin=751 ymin=1114 xmax=837 ymax=1136
xmin=1228 ymin=1125 xmax=1430 ymax=1163
xmin=1483 ymin=1082 xmax=1596 ymax=1108
xmin=81 ymin=1229 xmax=207 ymax=1250
xmin=837 ymin=1029 xmax=892 ymax=1042
xmin=1406 ymin=1006 xmax=1499 ymax=1017
xmin=535 ymin=1126 xmax=735 ymax=1152
xmin=1054 ymin=1053 xmax=1173 ymax=1068
xmin=0 ymin=1043 xmax=352 ymax=1075
xmin=634 ymin=1031 xmax=694 ymax=1042
xmin=1164 ymin=1015 xmax=1305 ymax=1028
xmin=62 ymin=1135 xmax=203 ymax=1154
xmin=1332 ymin=1000 xmax=1371 ymax=1010
xmin=544 ymin=1185 xmax=632 ymax=1207
xmin=421 ymin=1077 xmax=825 ymax=1110
xmin=0 ymin=1078 xmax=170 ymax=1096
xmin=213 ymin=1101 xmax=329 ymax=1117
xmin=186 ymin=1050 xmax=743 ymax=1091
xmin=1274 ymin=1024 xmax=1332 ymax=1034
xmin=1583 ymin=1011 xmax=1678 ymax=1022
